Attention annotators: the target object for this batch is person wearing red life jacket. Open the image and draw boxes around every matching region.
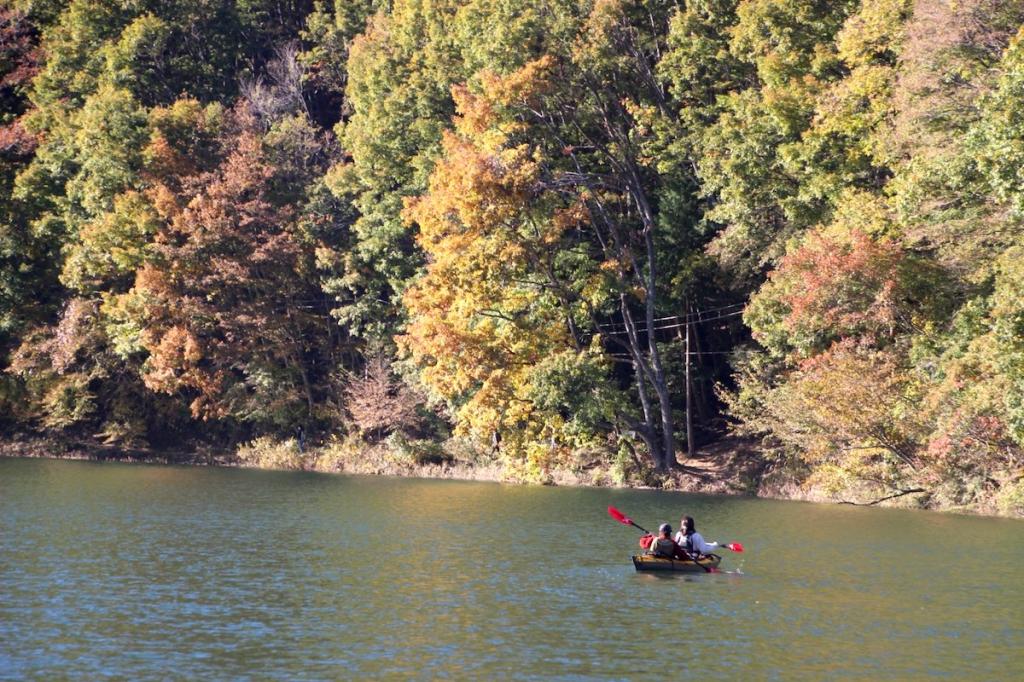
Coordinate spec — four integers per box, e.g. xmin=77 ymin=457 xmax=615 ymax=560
xmin=646 ymin=523 xmax=689 ymax=559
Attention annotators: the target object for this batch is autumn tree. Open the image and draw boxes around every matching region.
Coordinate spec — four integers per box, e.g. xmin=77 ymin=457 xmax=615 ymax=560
xmin=0 ymin=6 xmax=44 ymax=344
xmin=133 ymin=103 xmax=338 ymax=428
xmin=400 ymin=0 xmax=729 ymax=472
xmin=342 ymin=354 xmax=423 ymax=439
xmin=399 ymin=66 xmax=619 ymax=473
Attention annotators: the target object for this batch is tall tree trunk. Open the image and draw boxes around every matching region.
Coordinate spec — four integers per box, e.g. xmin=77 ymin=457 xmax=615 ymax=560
xmin=628 ymin=159 xmax=676 ymax=468
xmin=621 ymin=295 xmax=666 ymax=469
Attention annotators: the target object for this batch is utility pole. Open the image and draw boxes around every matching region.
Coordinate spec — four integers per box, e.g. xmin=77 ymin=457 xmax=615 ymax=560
xmin=678 ymin=302 xmax=696 ymax=463
xmin=685 ymin=311 xmax=695 ymax=461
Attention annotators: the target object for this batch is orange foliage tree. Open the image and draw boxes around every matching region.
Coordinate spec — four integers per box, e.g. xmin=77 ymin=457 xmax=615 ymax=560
xmin=135 ymin=106 xmax=333 ymax=426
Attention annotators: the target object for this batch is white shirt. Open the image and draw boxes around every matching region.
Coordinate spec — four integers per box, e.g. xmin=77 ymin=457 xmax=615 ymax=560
xmin=674 ymin=530 xmax=719 ymax=555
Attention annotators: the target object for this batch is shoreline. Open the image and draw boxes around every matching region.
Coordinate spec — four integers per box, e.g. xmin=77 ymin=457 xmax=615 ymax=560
xmin=3 ymin=432 xmax=1009 ymax=517
xmin=0 ymin=431 xmax=766 ymax=493
xmin=0 ymin=428 xmax=770 ymax=485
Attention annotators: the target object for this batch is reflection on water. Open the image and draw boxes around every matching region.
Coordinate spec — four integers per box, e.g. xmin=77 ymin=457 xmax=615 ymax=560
xmin=1 ymin=458 xmax=1023 ymax=679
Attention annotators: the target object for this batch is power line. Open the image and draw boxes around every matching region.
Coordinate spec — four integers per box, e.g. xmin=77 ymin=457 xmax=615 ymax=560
xmin=646 ymin=302 xmax=746 ymax=323
xmin=596 ymin=303 xmax=745 ymax=332
xmin=686 ymin=301 xmax=747 ymax=316
xmin=598 ymin=309 xmax=745 ymax=335
xmin=608 ymin=350 xmax=750 ymax=358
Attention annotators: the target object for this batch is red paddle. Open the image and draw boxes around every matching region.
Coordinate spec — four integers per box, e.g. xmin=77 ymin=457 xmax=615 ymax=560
xmin=607 ymin=505 xmax=649 ymax=534
xmin=609 ymin=506 xmax=745 ymax=553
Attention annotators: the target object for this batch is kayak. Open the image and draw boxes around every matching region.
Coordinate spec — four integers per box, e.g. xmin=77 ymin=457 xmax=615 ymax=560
xmin=631 ymin=553 xmax=721 ymax=573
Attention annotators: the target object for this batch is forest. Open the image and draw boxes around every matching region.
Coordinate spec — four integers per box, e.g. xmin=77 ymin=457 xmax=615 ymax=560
xmin=2 ymin=0 xmax=1023 ymax=515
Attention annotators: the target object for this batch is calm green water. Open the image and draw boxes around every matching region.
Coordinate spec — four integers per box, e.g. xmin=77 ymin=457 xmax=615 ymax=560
xmin=1 ymin=458 xmax=1022 ymax=680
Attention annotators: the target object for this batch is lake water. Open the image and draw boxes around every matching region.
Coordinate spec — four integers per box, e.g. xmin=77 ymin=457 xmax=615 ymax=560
xmin=1 ymin=458 xmax=1022 ymax=680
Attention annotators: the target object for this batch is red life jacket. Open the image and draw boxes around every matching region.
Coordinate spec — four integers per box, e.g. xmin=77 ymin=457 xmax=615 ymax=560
xmin=651 ymin=536 xmax=681 ymax=558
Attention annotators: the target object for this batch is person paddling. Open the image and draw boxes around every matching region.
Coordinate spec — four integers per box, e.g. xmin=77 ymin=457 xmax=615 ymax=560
xmin=674 ymin=516 xmax=720 ymax=558
xmin=647 ymin=523 xmax=688 ymax=559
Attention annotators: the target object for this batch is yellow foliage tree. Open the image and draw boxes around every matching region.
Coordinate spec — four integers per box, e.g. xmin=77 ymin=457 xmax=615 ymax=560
xmin=400 ymin=68 xmax=597 ymax=469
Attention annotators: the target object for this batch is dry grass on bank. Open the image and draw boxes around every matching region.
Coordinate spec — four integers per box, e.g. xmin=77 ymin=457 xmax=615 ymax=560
xmin=7 ymin=432 xmax=1017 ymax=516
xmin=231 ymin=433 xmax=775 ymax=493
xmin=0 ymin=430 xmax=773 ymax=492
xmin=234 ymin=434 xmax=510 ymax=482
